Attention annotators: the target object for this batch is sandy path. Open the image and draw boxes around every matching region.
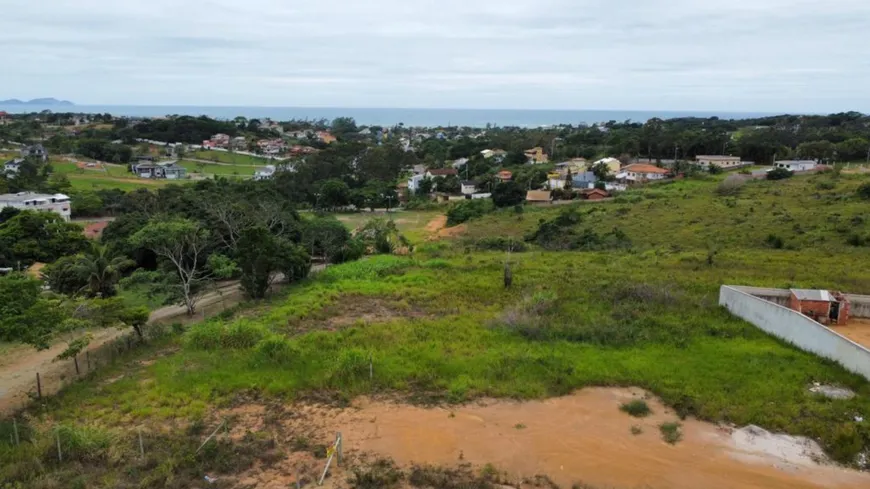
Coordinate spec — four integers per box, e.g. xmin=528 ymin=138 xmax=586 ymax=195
xmin=424 ymin=215 xmax=447 ymax=234
xmin=306 ymin=388 xmax=870 ymax=489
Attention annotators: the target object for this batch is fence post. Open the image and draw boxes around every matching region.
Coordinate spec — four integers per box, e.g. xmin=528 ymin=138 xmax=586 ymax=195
xmin=13 ymin=418 xmax=19 ymax=446
xmin=336 ymin=432 xmax=343 ymax=466
xmin=138 ymin=429 xmax=145 ymax=459
xmin=74 ymin=356 xmax=80 ymax=376
xmin=56 ymin=428 xmax=62 ymax=462
xmin=36 ymin=373 xmax=42 ymax=399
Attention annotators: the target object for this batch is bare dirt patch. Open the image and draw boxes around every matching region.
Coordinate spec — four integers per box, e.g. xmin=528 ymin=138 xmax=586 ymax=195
xmin=831 ymin=318 xmax=870 ymax=349
xmin=292 ymin=295 xmax=429 ymax=333
xmin=214 ymin=388 xmax=870 ymax=489
xmin=424 ymin=215 xmax=448 ymax=234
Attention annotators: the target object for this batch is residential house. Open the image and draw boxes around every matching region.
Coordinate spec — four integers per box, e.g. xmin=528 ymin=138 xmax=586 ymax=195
xmin=287 ymin=130 xmax=313 ymax=139
xmin=452 ymin=158 xmax=469 ymax=169
xmin=481 ymin=149 xmax=507 ymax=161
xmin=426 ymin=168 xmax=458 ymax=178
xmin=20 ymin=144 xmax=48 ymax=162
xmin=317 ymin=131 xmax=337 ymax=144
xmin=358 ymin=127 xmax=372 ymax=136
xmin=257 ymin=138 xmax=287 ymax=156
xmin=469 ymin=192 xmax=492 ymax=200
xmin=555 ymin=158 xmax=588 ymax=174
xmin=407 ymin=174 xmax=426 ymax=193
xmin=3 ymin=158 xmax=23 ymax=175
xmin=580 ymin=188 xmax=610 ymax=201
xmin=496 ymin=170 xmax=513 ymax=182
xmin=0 ymin=111 xmax=8 ymax=125
xmin=231 ymin=136 xmax=247 ymax=150
xmin=695 ymin=155 xmax=743 ymax=169
xmin=411 ymin=164 xmax=426 ymax=176
xmin=526 ymin=190 xmax=552 ymax=204
xmin=617 ymin=164 xmax=668 ymax=183
xmin=591 ymin=157 xmax=621 ymax=175
xmin=203 ymin=133 xmax=231 ymax=149
xmin=773 ymin=160 xmax=818 ymax=172
xmin=0 ymin=192 xmax=71 ymax=221
xmin=254 ymin=165 xmax=276 ymax=180
xmin=290 ymin=145 xmax=319 ymax=156
xmin=132 ymin=160 xmax=187 ymax=179
xmin=571 ymin=171 xmax=598 ymax=189
xmin=547 ymin=172 xmax=567 ymax=190
xmin=461 ymin=181 xmax=477 ymax=195
xmin=524 ymin=147 xmax=549 ymax=164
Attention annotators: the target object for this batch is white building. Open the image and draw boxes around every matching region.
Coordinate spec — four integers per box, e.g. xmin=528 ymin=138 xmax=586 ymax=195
xmin=3 ymin=158 xmax=23 ymax=176
xmin=254 ymin=165 xmax=276 ymax=180
xmin=407 ymin=174 xmax=426 ymax=193
xmin=461 ymin=181 xmax=477 ymax=195
xmin=695 ymin=155 xmax=743 ymax=169
xmin=617 ymin=164 xmax=669 ymax=182
xmin=0 ymin=192 xmax=72 ymax=221
xmin=773 ymin=160 xmax=818 ymax=172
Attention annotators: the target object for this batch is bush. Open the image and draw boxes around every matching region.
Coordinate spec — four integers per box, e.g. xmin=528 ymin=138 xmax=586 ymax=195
xmin=185 ymin=319 xmax=268 ymax=350
xmin=620 ymin=400 xmax=652 ymax=417
xmin=707 ymin=165 xmax=723 ymax=175
xmin=765 ymin=234 xmax=784 ymax=249
xmin=254 ymin=335 xmax=299 ymax=366
xmin=659 ymin=422 xmax=683 ymax=444
xmin=714 ymin=175 xmax=746 ymax=196
xmin=766 ymin=168 xmax=793 ymax=180
xmin=330 ymin=238 xmax=366 ymax=264
xmin=446 ymin=199 xmax=494 ymax=226
xmin=857 ymin=182 xmax=870 ymax=200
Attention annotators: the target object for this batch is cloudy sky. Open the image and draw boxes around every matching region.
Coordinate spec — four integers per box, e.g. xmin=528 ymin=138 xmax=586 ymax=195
xmin=2 ymin=0 xmax=869 ymax=111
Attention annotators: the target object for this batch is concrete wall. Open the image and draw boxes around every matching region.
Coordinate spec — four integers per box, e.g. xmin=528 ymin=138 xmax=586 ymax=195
xmin=720 ymin=285 xmax=870 ymax=381
xmin=846 ymin=294 xmax=870 ymax=318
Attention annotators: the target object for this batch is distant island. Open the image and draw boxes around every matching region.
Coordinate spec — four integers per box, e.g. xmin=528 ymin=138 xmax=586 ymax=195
xmin=0 ymin=98 xmax=74 ymax=106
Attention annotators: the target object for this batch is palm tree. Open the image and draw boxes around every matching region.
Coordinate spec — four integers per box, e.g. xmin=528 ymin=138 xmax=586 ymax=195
xmin=75 ymin=243 xmax=134 ymax=298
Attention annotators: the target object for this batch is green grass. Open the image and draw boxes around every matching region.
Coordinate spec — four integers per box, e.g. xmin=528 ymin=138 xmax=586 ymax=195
xmin=619 ymin=400 xmax=652 ymax=418
xmin=178 ymin=160 xmax=257 ymax=176
xmin=659 ymin=422 xmax=683 ymax=444
xmin=191 ymin=150 xmax=275 ymax=166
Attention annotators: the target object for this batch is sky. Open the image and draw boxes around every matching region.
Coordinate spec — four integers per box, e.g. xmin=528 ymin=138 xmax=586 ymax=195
xmin=1 ymin=0 xmax=869 ymax=112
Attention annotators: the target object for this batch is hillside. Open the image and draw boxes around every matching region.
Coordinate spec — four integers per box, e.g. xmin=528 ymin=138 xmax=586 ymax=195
xmin=3 ymin=171 xmax=870 ymax=488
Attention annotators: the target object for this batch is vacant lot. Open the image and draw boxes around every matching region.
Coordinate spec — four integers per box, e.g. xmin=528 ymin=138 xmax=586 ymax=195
xmin=191 ymin=150 xmax=276 ymax=166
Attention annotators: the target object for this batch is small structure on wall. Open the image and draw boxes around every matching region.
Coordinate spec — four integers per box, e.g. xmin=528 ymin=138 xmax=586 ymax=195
xmin=788 ymin=289 xmax=850 ymax=325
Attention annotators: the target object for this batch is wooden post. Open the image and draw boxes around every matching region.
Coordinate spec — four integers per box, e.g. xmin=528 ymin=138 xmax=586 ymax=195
xmin=138 ymin=429 xmax=145 ymax=459
xmin=13 ymin=418 xmax=19 ymax=446
xmin=74 ymin=356 xmax=80 ymax=376
xmin=56 ymin=429 xmax=62 ymax=462
xmin=36 ymin=373 xmax=42 ymax=399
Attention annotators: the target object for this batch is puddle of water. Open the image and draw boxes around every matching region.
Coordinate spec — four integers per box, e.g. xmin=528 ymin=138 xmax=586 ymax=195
xmin=307 ymin=388 xmax=870 ymax=489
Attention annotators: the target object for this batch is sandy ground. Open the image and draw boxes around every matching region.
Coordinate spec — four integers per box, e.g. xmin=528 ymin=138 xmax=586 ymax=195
xmin=219 ymin=388 xmax=870 ymax=489
xmin=831 ymin=318 xmax=870 ymax=349
xmin=424 ymin=214 xmax=466 ymax=240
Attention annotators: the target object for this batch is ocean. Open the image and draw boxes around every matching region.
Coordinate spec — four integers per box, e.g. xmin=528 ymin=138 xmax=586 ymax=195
xmin=0 ymin=105 xmax=778 ymax=127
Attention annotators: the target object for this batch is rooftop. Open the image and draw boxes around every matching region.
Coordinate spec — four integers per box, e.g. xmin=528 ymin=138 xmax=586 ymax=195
xmin=623 ymin=164 xmax=669 ymax=174
xmin=791 ymin=289 xmax=832 ymax=302
xmin=0 ymin=191 xmax=70 ymax=203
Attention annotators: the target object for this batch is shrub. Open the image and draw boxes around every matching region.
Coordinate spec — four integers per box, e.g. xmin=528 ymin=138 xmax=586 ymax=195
xmin=491 ymin=181 xmax=525 ymax=208
xmin=766 ymin=168 xmax=793 ymax=180
xmin=620 ymin=400 xmax=652 ymax=417
xmin=765 ymin=234 xmax=784 ymax=249
xmin=185 ymin=319 xmax=268 ymax=350
xmin=714 ymin=175 xmax=746 ymax=196
xmin=350 ymin=458 xmax=404 ymax=489
xmin=659 ymin=422 xmax=683 ymax=444
xmin=857 ymin=182 xmax=870 ymax=200
xmin=446 ymin=199 xmax=494 ymax=226
xmin=254 ymin=335 xmax=299 ymax=365
xmin=52 ymin=424 xmax=119 ymax=464
xmin=707 ymin=165 xmax=723 ymax=175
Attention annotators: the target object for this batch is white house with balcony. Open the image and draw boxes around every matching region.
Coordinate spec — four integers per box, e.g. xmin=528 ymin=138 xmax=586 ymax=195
xmin=0 ymin=192 xmax=72 ymax=221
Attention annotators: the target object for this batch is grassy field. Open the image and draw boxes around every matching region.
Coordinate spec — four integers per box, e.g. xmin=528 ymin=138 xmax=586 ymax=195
xmin=334 ymin=210 xmax=442 ymax=242
xmin=3 ymin=171 xmax=870 ymax=487
xmin=178 ymin=160 xmax=257 ymax=177
xmin=49 ymin=161 xmax=180 ymax=191
xmin=191 ymin=150 xmax=275 ymax=166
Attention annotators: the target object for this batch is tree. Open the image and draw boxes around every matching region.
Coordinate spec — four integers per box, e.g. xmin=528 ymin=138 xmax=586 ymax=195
xmin=318 ymin=179 xmax=350 ymax=210
xmin=504 ymin=151 xmax=528 ymax=166
xmin=130 ymin=218 xmax=235 ymax=315
xmin=491 ymin=181 xmax=526 ymax=207
xmin=330 ymin=117 xmax=358 ymax=138
xmin=417 ymin=176 xmax=434 ymax=195
xmin=236 ymin=226 xmax=283 ymax=299
xmin=70 ymin=190 xmax=104 ymax=218
xmin=302 ymin=217 xmax=352 ymax=264
xmin=75 ymin=243 xmax=134 ymax=298
xmin=0 ymin=211 xmax=89 ymax=267
xmin=0 ymin=273 xmax=66 ymax=349
xmin=438 ymin=174 xmax=461 ymax=194
xmin=836 ymin=138 xmax=869 ymax=161
xmin=857 ymin=182 xmax=870 ymax=200
xmin=591 ymin=161 xmax=612 ymax=181
xmin=43 ymin=255 xmax=88 ymax=296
